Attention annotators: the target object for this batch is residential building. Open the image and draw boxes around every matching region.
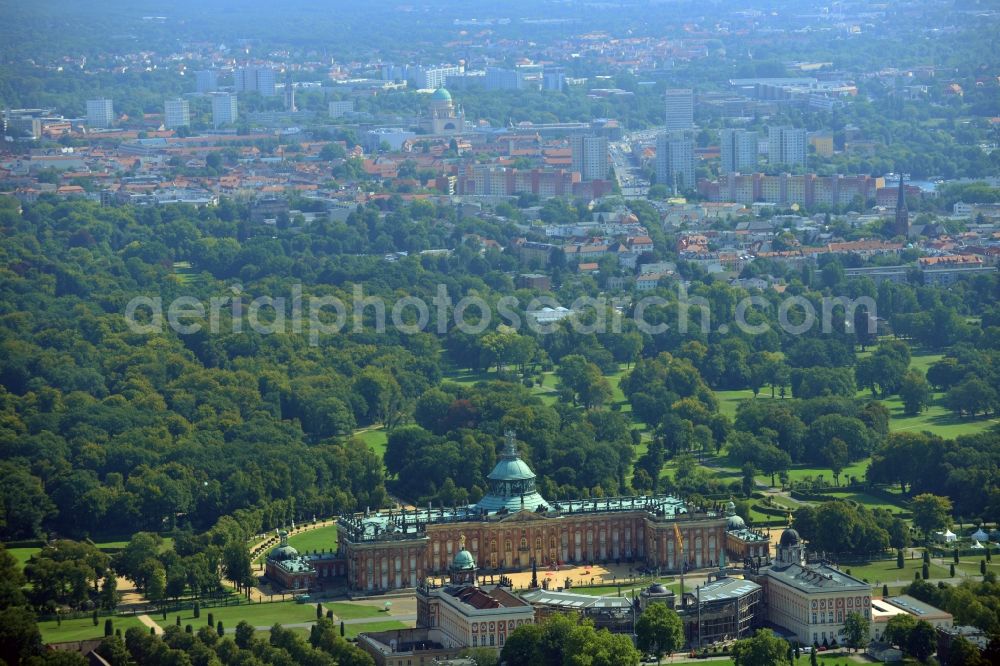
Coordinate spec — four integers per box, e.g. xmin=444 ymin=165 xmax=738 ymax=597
xmin=210 ymin=92 xmax=238 ymax=128
xmin=195 ymin=69 xmax=218 ymax=93
xmin=768 ymin=126 xmax=807 ymax=167
xmin=719 ymin=129 xmax=757 ymax=174
xmin=85 ymin=99 xmax=114 ymax=128
xmin=411 ymin=65 xmax=463 ymax=90
xmin=235 ymin=66 xmax=276 ymax=96
xmin=665 ymin=88 xmax=694 ymax=131
xmin=656 ymin=131 xmax=695 ymax=193
xmin=484 ymin=67 xmax=525 ymax=91
xmin=543 ymin=68 xmax=566 ymax=92
xmin=328 ymin=100 xmax=354 ymax=118
xmin=164 ymin=98 xmax=190 ymax=129
xmin=570 ymin=135 xmax=609 ymax=181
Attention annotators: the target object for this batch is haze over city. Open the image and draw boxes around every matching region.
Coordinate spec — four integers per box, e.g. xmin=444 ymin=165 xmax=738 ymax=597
xmin=1 ymin=2 xmax=999 ymax=665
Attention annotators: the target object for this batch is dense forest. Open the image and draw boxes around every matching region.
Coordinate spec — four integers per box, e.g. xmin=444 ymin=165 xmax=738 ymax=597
xmin=2 ymin=193 xmax=999 ymax=550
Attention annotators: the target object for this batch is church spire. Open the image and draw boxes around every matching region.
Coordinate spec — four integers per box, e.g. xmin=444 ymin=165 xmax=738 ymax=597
xmin=895 ymin=173 xmax=909 ymax=238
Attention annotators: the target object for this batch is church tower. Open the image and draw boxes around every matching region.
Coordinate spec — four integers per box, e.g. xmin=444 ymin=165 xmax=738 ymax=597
xmin=894 ymin=173 xmax=909 ymax=238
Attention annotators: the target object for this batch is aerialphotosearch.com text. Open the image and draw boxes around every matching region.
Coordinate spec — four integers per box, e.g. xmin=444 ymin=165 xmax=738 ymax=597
xmin=124 ymin=283 xmax=877 ymax=345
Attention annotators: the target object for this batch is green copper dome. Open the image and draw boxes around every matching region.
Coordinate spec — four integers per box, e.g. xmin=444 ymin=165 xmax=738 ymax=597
xmin=269 ymin=544 xmax=299 ymax=561
xmin=431 ymin=87 xmax=452 ymax=101
xmin=475 ymin=431 xmax=549 ymax=513
xmin=453 ymin=549 xmax=475 ymax=570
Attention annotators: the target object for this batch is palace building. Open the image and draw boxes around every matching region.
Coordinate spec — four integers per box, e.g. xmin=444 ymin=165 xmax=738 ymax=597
xmin=336 ymin=432 xmax=750 ymax=593
xmin=748 ymin=528 xmax=871 ymax=646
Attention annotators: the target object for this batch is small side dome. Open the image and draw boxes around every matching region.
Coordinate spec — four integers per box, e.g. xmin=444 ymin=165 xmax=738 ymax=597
xmin=270 ymin=545 xmax=299 ymax=561
xmin=647 ymin=583 xmax=668 ymax=594
xmin=452 ymin=549 xmax=475 ymax=571
xmin=725 ymin=501 xmax=737 ymax=516
xmin=779 ymin=528 xmax=801 ymax=547
xmin=727 ymin=514 xmax=746 ymax=530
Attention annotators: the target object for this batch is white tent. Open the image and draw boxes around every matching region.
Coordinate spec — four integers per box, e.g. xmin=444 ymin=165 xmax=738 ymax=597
xmin=972 ymin=540 xmax=985 ymax=550
xmin=936 ymin=529 xmax=958 ymax=543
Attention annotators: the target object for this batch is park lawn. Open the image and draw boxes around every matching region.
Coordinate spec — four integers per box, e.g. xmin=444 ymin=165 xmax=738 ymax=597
xmin=285 ymin=524 xmax=338 ymax=555
xmin=7 ymin=546 xmax=42 ymax=570
xmin=39 ymin=615 xmax=146 ymax=643
xmin=164 ymin=600 xmax=325 ymax=629
xmin=819 ymin=492 xmax=906 ymax=514
xmin=344 ymin=620 xmax=411 ymax=639
xmin=323 ymin=602 xmax=384 ymax=620
xmin=881 ymin=392 xmax=995 ymax=439
xmin=952 ymin=558 xmax=1000 ymax=577
xmin=355 ymin=427 xmax=388 ymax=457
xmin=841 ymin=556 xmax=949 ymax=586
xmin=755 ymin=460 xmax=871 ymax=488
xmin=908 ymin=351 xmax=944 ymax=376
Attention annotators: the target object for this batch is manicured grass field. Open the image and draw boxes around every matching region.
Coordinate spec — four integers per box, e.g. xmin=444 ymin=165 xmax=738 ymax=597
xmin=39 ymin=615 xmax=146 ymax=643
xmin=323 ymin=602 xmax=384 ymax=620
xmin=8 ymin=546 xmax=42 ymax=570
xmin=285 ymin=524 xmax=338 ymax=555
xmin=354 ymin=427 xmax=388 ymax=457
xmin=818 ymin=491 xmax=906 ymax=514
xmin=160 ymin=600 xmax=333 ymax=629
xmin=839 ymin=556 xmax=949 ymax=586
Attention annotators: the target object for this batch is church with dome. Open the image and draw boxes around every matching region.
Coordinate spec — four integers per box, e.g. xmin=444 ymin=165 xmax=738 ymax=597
xmin=421 ymin=87 xmax=468 ymax=135
xmin=335 ymin=431 xmax=763 ymax=593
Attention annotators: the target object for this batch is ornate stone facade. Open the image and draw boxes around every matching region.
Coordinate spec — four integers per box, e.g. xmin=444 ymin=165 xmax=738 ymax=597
xmin=337 ymin=432 xmax=731 ymax=593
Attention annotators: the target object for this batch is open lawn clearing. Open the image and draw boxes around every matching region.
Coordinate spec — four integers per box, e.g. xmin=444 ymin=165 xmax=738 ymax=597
xmin=163 ymin=600 xmax=328 ymax=629
xmin=40 ymin=615 xmax=146 ymax=643
xmin=285 ymin=524 xmax=338 ymax=555
xmin=840 ymin=556 xmax=949 ymax=585
xmin=7 ymin=546 xmax=42 ymax=570
xmin=818 ymin=492 xmax=906 ymax=513
xmin=354 ymin=427 xmax=388 ymax=457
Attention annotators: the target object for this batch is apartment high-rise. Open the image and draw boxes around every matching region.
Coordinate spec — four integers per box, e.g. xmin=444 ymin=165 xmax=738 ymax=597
xmin=664 ymin=88 xmax=694 ymax=131
xmin=768 ymin=126 xmax=807 ymax=167
xmin=410 ymin=66 xmax=462 ymax=90
xmin=210 ymin=92 xmax=238 ymax=128
xmin=85 ymin=99 xmax=114 ymax=128
xmin=164 ymin=98 xmax=190 ymax=129
xmin=570 ymin=135 xmax=610 ymax=182
xmin=235 ymin=66 xmax=276 ymax=96
xmin=195 ymin=70 xmax=218 ymax=93
xmin=719 ymin=129 xmax=758 ymax=174
xmin=655 ymin=131 xmax=695 ymax=194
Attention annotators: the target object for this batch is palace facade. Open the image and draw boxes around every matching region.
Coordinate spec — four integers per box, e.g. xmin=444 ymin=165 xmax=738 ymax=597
xmin=336 ymin=432 xmax=762 ymax=593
